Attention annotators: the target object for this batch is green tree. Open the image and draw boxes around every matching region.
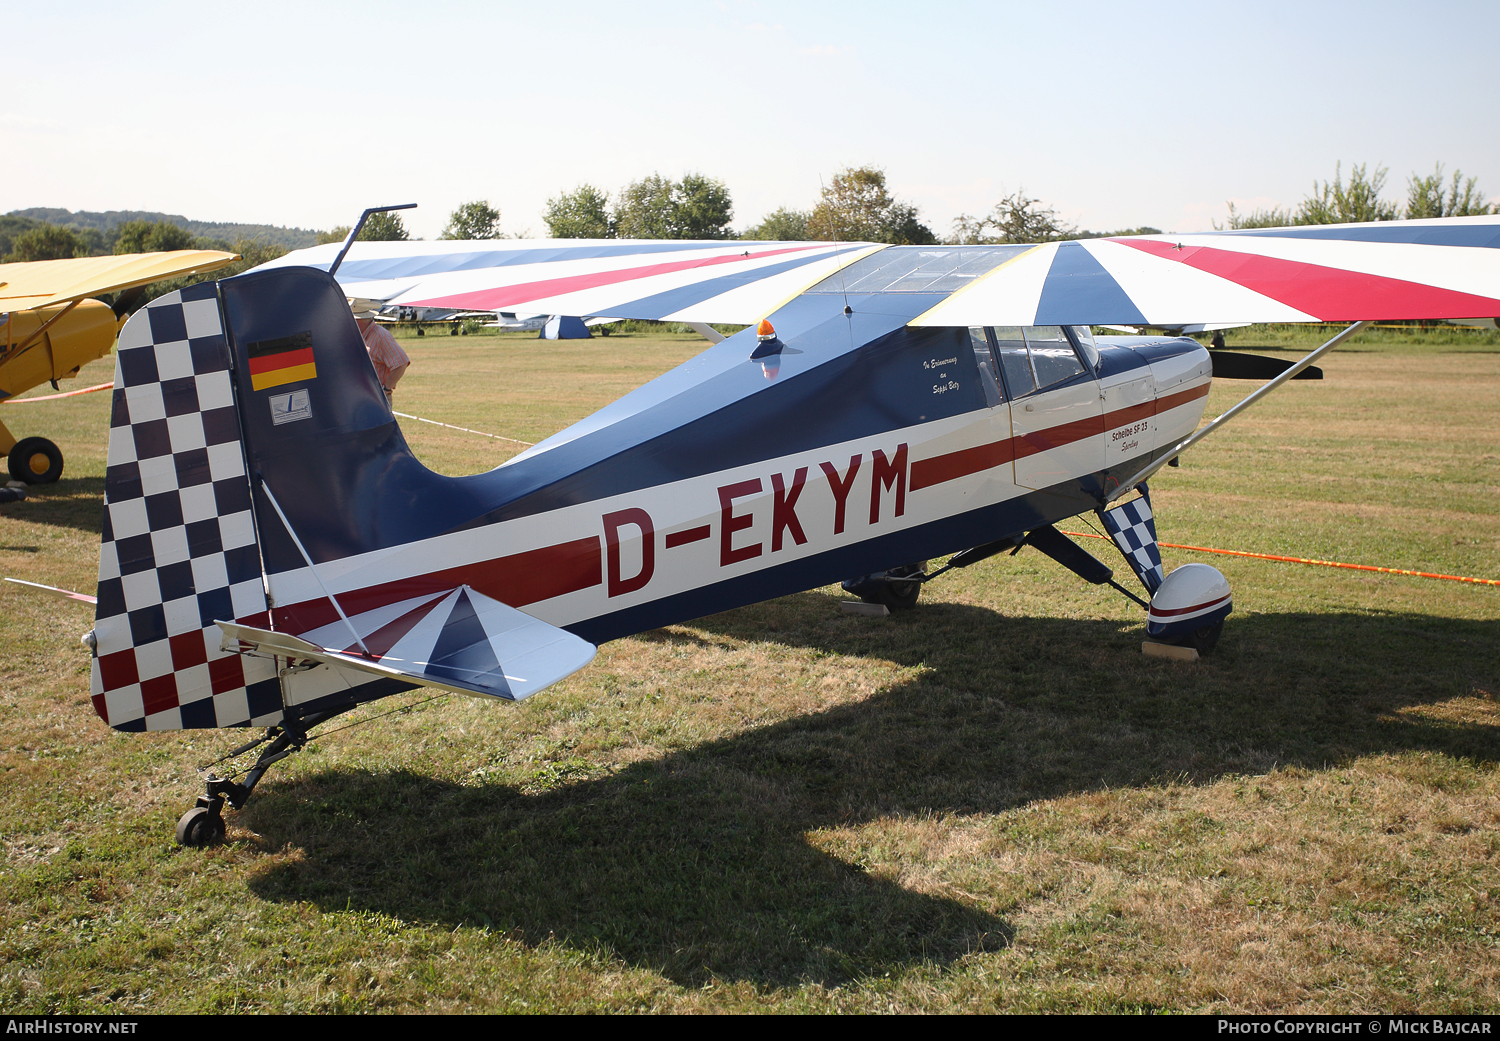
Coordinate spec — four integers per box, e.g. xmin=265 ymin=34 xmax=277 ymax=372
xmin=613 ymin=174 xmax=676 ymax=238
xmin=74 ymin=227 xmax=109 ymax=255
xmin=1296 ymin=162 xmax=1398 ymax=224
xmin=113 ymin=220 xmax=196 ymax=254
xmin=613 ymin=173 xmax=734 ymax=239
xmin=808 ymin=167 xmax=936 ymax=244
xmin=6 ymin=224 xmax=83 ymax=261
xmin=1072 ymin=226 xmax=1163 ymax=238
xmin=670 ymin=173 xmax=734 ymax=239
xmin=742 ymin=207 xmax=811 ymax=240
xmin=1405 ymin=164 xmax=1494 ymax=218
xmin=0 ymin=215 xmax=44 ymax=258
xmin=358 ymin=212 xmax=410 ymax=241
xmin=316 ymin=227 xmax=349 ymax=245
xmin=544 ymin=184 xmax=613 ymax=238
xmin=951 ymin=188 xmax=1075 ymax=244
xmin=1217 ymin=202 xmax=1294 ymax=229
xmin=441 ymin=200 xmax=502 ymax=240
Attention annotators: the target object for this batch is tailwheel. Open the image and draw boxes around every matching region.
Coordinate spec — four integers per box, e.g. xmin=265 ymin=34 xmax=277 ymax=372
xmin=8 ymin=437 xmax=64 ymax=484
xmin=175 ymin=803 xmax=227 ymax=847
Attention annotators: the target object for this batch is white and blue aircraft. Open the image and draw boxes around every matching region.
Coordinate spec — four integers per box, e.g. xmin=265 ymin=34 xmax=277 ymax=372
xmin=73 ymin=217 xmax=1500 ymax=843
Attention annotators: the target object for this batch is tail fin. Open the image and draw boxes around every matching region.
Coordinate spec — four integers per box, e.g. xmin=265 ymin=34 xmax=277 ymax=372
xmin=90 ymin=268 xmax=593 ymax=731
xmin=91 ymin=282 xmax=280 ymax=731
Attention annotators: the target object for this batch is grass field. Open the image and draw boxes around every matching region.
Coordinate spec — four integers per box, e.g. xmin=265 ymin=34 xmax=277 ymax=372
xmin=1 ymin=324 xmax=1497 ymax=1013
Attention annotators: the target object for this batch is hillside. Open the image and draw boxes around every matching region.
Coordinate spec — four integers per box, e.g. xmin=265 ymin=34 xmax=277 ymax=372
xmin=6 ymin=207 xmax=324 ymax=249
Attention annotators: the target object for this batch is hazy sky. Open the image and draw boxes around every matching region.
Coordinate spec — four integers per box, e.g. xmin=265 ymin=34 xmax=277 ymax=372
xmin=6 ymin=0 xmax=1498 ymax=240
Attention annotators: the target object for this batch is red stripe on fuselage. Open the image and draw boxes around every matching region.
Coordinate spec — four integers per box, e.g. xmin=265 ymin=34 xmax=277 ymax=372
xmin=273 ymin=536 xmax=602 ymax=634
xmin=1116 ymin=239 xmax=1500 ymax=321
xmin=1014 ymin=413 xmax=1105 ymax=460
xmin=909 ymin=439 xmax=1016 ymax=490
xmin=909 ymin=381 xmax=1210 ymax=492
xmin=404 ymin=245 xmax=828 ymax=311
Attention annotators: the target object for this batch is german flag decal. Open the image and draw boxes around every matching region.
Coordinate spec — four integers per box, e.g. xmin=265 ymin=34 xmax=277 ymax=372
xmin=247 ymin=331 xmax=317 ymax=391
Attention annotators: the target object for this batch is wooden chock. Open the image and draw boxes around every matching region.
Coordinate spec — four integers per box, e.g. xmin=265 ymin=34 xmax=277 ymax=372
xmin=1142 ymin=640 xmax=1199 ymax=662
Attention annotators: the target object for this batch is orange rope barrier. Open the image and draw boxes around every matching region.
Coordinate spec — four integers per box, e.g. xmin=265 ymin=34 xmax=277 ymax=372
xmin=1 ymin=382 xmax=113 ymax=404
xmin=1060 ymin=530 xmax=1500 ymax=588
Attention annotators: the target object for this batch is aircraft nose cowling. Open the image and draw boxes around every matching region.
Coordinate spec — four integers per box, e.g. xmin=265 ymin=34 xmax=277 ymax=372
xmin=1146 ymin=562 xmax=1232 ymax=641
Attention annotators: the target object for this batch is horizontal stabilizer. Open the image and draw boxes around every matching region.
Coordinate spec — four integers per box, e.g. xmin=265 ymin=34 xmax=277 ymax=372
xmin=217 ymin=585 xmax=596 ymax=702
xmin=1209 ymin=350 xmax=1323 ymax=381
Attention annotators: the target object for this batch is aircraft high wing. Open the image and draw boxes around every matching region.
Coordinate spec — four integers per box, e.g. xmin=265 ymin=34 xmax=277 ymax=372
xmin=253 ymin=218 xmax=1500 ymax=327
xmin=0 ymin=249 xmax=238 ymax=485
xmin=57 ymin=217 xmax=1500 ymax=845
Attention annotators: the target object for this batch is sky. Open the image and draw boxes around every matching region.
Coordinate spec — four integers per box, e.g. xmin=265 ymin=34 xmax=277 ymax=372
xmin=5 ymin=0 xmax=1498 ymax=241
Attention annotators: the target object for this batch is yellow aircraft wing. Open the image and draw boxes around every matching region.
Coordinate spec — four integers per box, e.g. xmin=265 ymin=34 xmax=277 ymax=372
xmin=0 ymin=250 xmax=239 ymax=312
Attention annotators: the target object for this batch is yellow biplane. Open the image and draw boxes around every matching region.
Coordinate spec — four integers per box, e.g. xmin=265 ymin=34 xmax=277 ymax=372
xmin=0 ymin=250 xmax=237 ymax=484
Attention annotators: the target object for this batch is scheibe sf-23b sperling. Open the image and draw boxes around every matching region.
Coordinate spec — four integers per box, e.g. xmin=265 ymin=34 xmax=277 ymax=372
xmin=77 ymin=220 xmax=1500 ymax=843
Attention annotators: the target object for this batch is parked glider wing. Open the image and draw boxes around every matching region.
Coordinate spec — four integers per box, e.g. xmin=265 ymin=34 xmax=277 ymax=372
xmin=0 ymin=250 xmax=239 ymax=312
xmin=911 ymin=216 xmax=1500 ymax=328
xmin=254 ymin=239 xmax=885 ymax=325
xmin=218 ymin=584 xmax=596 ymax=701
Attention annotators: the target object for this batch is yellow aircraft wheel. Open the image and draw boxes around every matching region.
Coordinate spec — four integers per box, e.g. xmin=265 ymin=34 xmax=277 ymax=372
xmin=8 ymin=437 xmax=64 ymax=485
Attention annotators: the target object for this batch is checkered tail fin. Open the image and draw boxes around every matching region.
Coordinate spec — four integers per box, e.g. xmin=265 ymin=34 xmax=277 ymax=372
xmin=91 ymin=283 xmax=281 ymax=732
xmin=1097 ymin=484 xmax=1165 ymax=594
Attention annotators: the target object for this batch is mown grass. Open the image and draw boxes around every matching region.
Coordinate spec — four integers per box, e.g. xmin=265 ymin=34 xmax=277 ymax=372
xmin=0 ymin=324 xmax=1496 ymax=1012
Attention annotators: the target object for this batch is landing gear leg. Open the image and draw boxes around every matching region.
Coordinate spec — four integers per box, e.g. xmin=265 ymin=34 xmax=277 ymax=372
xmin=175 ymin=707 xmax=350 ymax=847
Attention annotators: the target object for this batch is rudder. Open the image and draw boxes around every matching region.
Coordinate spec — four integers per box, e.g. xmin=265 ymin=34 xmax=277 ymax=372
xmin=90 ymin=283 xmax=281 ymax=731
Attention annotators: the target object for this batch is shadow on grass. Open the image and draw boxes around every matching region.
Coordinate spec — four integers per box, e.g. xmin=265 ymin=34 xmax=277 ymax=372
xmin=1 ymin=477 xmax=105 ymax=535
xmin=244 ymin=597 xmax=1497 ymax=986
xmin=246 ymin=686 xmax=1016 ymax=987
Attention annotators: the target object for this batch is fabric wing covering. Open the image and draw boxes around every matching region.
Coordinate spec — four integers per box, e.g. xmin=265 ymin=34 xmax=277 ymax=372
xmin=255 ymin=240 xmax=885 ymax=325
xmin=0 ymin=251 xmax=239 ymax=311
xmin=217 ymin=585 xmax=597 ymax=702
xmin=258 ymin=216 xmax=1500 ymax=327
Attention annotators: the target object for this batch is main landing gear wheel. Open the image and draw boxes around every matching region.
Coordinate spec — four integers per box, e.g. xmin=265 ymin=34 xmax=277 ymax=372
xmin=1183 ymin=622 xmax=1223 ymax=655
xmin=175 ymin=805 xmax=227 ymax=847
xmin=843 ymin=562 xmax=928 ymax=611
xmin=8 ymin=437 xmax=64 ymax=484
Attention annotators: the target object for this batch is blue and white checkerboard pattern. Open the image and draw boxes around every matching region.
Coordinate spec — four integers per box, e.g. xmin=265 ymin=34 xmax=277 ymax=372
xmin=1098 ymin=486 xmax=1164 ymax=595
xmin=89 ymin=283 xmax=283 ymax=732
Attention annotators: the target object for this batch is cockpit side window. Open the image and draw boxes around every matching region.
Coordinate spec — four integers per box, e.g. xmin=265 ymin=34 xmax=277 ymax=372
xmin=991 ymin=325 xmax=1035 ymax=398
xmin=968 ymin=326 xmax=1004 ymax=406
xmin=1024 ymin=326 xmax=1086 ymax=389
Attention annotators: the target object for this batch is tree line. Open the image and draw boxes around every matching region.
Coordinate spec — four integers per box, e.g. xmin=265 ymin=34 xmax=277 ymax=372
xmin=4 ymin=159 xmax=1492 ymax=270
xmin=1219 ymin=163 xmax=1494 ymax=228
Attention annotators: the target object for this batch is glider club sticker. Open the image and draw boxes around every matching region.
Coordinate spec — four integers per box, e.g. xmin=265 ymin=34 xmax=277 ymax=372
xmin=247 ymin=330 xmax=317 ymax=391
xmin=269 ymin=388 xmax=312 ymax=425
